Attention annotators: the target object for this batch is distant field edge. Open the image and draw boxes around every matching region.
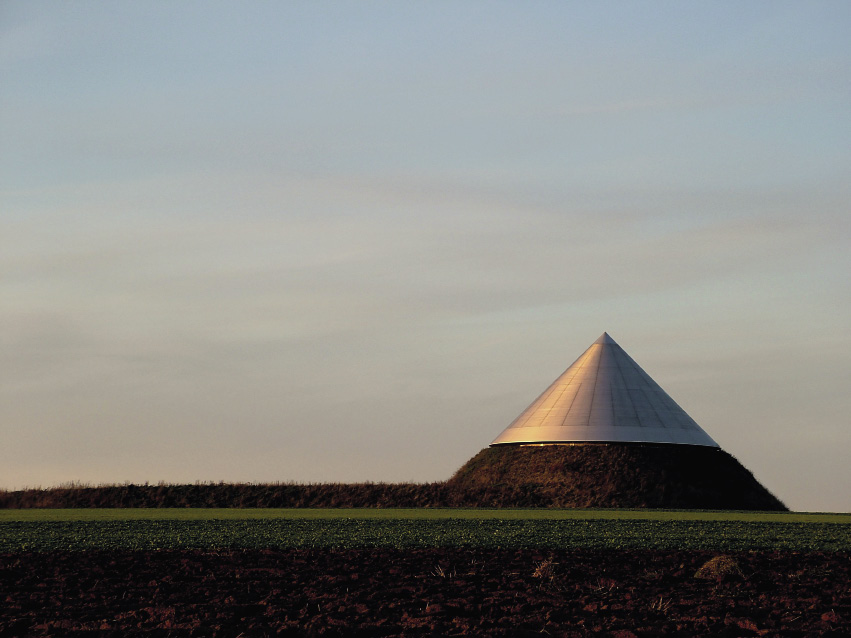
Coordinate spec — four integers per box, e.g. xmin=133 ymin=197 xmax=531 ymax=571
xmin=1 ymin=508 xmax=849 ymax=523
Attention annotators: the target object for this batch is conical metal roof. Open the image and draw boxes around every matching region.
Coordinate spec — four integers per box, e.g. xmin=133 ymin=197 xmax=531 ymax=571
xmin=491 ymin=333 xmax=719 ymax=448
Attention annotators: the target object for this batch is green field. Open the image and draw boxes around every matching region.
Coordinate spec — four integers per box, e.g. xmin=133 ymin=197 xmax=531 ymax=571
xmin=2 ymin=509 xmax=849 ymax=552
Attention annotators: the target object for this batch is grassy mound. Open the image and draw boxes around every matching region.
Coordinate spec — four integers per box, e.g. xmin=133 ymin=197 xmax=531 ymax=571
xmin=0 ymin=482 xmax=447 ymax=509
xmin=446 ymin=444 xmax=787 ymax=511
xmin=0 ymin=444 xmax=786 ymax=510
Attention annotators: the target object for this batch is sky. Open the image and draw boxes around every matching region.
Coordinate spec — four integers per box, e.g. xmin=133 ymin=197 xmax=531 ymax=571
xmin=1 ymin=2 xmax=849 ymax=512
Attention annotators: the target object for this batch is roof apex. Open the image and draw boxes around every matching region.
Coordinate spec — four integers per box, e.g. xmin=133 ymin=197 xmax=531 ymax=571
xmin=594 ymin=332 xmax=615 ymax=345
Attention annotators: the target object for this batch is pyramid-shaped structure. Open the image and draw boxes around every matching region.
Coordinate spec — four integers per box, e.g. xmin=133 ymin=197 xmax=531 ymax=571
xmin=491 ymin=333 xmax=719 ymax=448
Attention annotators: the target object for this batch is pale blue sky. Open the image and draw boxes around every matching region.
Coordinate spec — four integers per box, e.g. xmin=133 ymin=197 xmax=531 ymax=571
xmin=1 ymin=2 xmax=849 ymax=511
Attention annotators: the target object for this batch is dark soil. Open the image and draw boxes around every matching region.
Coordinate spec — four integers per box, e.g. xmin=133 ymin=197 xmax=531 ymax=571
xmin=2 ymin=549 xmax=848 ymax=637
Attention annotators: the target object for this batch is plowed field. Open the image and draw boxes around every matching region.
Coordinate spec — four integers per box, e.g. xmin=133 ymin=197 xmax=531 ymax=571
xmin=2 ymin=548 xmax=849 ymax=637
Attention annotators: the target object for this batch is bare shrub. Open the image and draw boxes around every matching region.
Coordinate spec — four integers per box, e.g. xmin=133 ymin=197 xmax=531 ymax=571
xmin=532 ymin=558 xmax=556 ymax=580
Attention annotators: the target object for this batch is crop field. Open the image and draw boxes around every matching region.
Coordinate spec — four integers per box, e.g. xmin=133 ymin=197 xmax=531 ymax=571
xmin=2 ymin=508 xmax=849 ymax=552
xmin=3 ymin=509 xmax=850 ymax=635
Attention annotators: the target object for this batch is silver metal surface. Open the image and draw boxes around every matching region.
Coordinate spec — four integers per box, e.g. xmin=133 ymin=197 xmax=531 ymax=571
xmin=490 ymin=332 xmax=720 ymax=447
